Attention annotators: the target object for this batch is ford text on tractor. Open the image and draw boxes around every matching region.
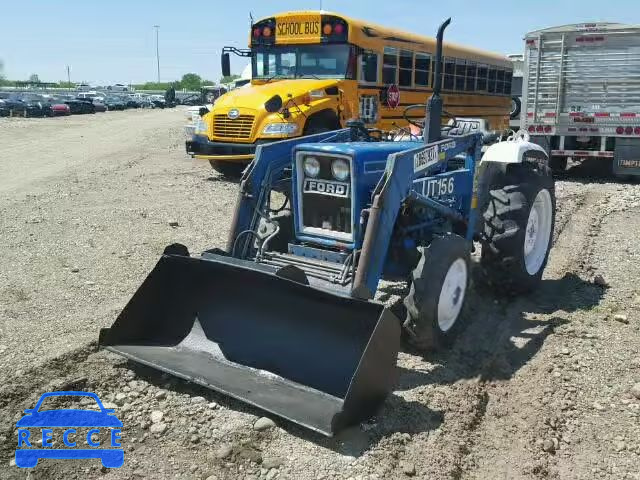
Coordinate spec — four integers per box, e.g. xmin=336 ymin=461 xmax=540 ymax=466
xmin=101 ymin=20 xmax=556 ymax=436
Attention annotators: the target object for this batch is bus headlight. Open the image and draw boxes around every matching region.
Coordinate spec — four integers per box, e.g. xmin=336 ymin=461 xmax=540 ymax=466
xmin=195 ymin=119 xmax=208 ymax=134
xmin=303 ymin=156 xmax=320 ymax=177
xmin=331 ymin=158 xmax=350 ymax=181
xmin=263 ymin=123 xmax=299 ymax=135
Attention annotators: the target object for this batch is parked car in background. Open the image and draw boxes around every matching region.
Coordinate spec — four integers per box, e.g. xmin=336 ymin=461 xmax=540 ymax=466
xmin=42 ymin=95 xmax=71 ymax=116
xmin=104 ymin=95 xmax=126 ymax=111
xmin=0 ymin=93 xmax=27 ymax=116
xmin=106 ymin=83 xmax=129 ymax=92
xmin=138 ymin=95 xmax=155 ymax=108
xmin=16 ymin=93 xmax=52 ymax=117
xmin=93 ymin=98 xmax=107 ymax=112
xmin=123 ymin=96 xmax=141 ymax=109
xmin=0 ymin=98 xmax=9 ymax=116
xmin=60 ymin=96 xmax=96 ymax=114
xmin=149 ymin=95 xmax=165 ymax=109
xmin=77 ymin=91 xmax=102 ymax=101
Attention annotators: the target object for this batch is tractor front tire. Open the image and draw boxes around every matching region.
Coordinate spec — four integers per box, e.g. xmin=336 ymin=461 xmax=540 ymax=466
xmin=209 ymin=160 xmax=245 ymax=179
xmin=480 ymin=162 xmax=555 ymax=294
xmin=403 ymin=234 xmax=471 ymax=350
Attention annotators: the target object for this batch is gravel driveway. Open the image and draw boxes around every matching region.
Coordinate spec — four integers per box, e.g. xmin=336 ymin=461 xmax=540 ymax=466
xmin=0 ymin=110 xmax=638 ymax=480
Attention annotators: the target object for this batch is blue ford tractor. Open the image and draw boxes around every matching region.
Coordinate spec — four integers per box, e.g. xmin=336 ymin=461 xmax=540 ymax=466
xmin=100 ymin=20 xmax=555 ymax=437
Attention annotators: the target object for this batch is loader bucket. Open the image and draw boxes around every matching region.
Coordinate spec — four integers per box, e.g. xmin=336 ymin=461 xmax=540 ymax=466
xmin=99 ymin=247 xmax=400 ymax=436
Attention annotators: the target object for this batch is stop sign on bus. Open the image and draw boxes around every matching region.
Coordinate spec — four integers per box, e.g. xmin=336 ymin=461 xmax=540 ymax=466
xmin=386 ymin=84 xmax=400 ymax=109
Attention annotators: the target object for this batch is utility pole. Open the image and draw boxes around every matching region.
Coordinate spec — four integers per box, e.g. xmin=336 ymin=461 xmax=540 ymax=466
xmin=153 ymin=25 xmax=160 ymax=83
xmin=66 ymin=65 xmax=71 ymax=91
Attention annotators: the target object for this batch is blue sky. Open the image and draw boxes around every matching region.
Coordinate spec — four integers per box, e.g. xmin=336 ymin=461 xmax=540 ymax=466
xmin=1 ymin=0 xmax=637 ymax=85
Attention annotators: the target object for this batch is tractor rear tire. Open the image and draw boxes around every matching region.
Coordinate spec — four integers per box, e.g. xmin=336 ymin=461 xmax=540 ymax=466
xmin=209 ymin=160 xmax=245 ymax=179
xmin=403 ymin=234 xmax=471 ymax=350
xmin=480 ymin=162 xmax=555 ymax=294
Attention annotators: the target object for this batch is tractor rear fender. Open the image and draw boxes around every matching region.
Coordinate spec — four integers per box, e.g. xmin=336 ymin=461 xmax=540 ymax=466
xmin=226 ymin=129 xmax=350 ymax=254
xmin=481 ymin=137 xmax=548 ymax=165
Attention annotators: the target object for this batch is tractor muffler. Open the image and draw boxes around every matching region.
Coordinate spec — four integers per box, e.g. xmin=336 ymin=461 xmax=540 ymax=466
xmin=99 ymin=245 xmax=400 ymax=436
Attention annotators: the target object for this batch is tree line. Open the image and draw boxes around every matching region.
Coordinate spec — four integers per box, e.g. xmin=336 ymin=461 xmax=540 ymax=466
xmin=0 ymin=67 xmax=241 ymax=91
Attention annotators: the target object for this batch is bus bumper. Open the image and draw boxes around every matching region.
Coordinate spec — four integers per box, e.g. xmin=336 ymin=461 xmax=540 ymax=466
xmin=186 ymin=135 xmax=268 ymax=163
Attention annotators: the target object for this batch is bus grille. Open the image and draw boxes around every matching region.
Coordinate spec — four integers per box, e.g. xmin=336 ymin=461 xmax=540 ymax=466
xmin=213 ymin=115 xmax=255 ymax=139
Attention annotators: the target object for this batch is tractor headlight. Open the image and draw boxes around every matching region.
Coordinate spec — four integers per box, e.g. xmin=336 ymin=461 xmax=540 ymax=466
xmin=331 ymin=158 xmax=350 ymax=181
xmin=263 ymin=123 xmax=299 ymax=135
xmin=303 ymin=156 xmax=320 ymax=177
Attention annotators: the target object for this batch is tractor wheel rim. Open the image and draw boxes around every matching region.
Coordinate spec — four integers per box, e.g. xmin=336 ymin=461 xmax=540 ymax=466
xmin=437 ymin=258 xmax=468 ymax=332
xmin=524 ymin=189 xmax=553 ymax=275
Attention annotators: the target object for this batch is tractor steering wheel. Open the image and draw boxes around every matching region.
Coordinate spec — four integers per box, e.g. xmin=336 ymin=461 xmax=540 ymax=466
xmin=403 ymin=104 xmax=427 ymax=128
xmin=402 ymin=103 xmax=459 ymax=131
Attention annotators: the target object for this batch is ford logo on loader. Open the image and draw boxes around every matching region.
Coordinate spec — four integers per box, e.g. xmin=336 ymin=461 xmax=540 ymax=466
xmin=227 ymin=109 xmax=240 ymax=119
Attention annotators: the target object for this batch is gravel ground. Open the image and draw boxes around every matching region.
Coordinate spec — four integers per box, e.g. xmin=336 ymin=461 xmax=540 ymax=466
xmin=0 ymin=110 xmax=639 ymax=479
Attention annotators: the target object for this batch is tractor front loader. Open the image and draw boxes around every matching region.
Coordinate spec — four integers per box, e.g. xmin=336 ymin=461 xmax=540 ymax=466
xmin=100 ymin=19 xmax=556 ymax=436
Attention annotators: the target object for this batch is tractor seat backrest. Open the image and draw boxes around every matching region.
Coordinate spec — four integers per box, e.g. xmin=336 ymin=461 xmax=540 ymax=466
xmin=446 ymin=118 xmax=488 ymax=137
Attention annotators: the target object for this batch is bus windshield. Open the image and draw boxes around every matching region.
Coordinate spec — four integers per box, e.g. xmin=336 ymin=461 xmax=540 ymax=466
xmin=252 ymin=44 xmax=354 ymax=80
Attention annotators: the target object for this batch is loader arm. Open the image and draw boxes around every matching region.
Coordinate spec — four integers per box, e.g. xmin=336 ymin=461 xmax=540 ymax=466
xmin=352 ymin=134 xmax=481 ymax=299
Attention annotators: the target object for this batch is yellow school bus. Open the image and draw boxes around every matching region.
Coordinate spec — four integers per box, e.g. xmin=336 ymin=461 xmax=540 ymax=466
xmin=186 ymin=10 xmax=513 ymax=175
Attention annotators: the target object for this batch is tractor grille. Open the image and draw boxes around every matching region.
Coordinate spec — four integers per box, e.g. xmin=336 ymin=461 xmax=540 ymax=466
xmin=298 ymin=154 xmax=353 ymax=240
xmin=213 ymin=114 xmax=254 ymax=139
xmin=302 ymin=194 xmax=352 ymax=235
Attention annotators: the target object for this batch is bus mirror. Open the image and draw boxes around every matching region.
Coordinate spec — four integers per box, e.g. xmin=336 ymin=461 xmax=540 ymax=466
xmin=199 ymin=107 xmax=209 ymax=117
xmin=264 ymin=95 xmax=283 ymax=113
xmin=221 ymin=53 xmax=231 ymax=78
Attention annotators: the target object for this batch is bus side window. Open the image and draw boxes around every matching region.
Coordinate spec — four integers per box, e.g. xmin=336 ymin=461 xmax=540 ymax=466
xmin=383 ymin=46 xmax=398 ymax=84
xmin=488 ymin=67 xmax=497 ymax=93
xmin=477 ymin=64 xmax=488 ymax=91
xmin=443 ymin=58 xmax=455 ymax=90
xmin=496 ymin=68 xmax=506 ymax=94
xmin=504 ymin=69 xmax=513 ymax=95
xmin=360 ymin=51 xmax=379 ymax=83
xmin=465 ymin=61 xmax=477 ymax=92
xmin=399 ymin=50 xmax=413 ymax=87
xmin=455 ymin=59 xmax=466 ymax=91
xmin=414 ymin=52 xmax=430 ymax=87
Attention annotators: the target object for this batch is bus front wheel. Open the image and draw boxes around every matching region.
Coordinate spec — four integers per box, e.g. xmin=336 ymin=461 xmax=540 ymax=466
xmin=209 ymin=160 xmax=245 ymax=179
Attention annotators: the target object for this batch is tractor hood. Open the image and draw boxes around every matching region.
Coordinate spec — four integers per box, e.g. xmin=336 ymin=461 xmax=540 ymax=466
xmin=213 ymin=79 xmax=341 ymax=110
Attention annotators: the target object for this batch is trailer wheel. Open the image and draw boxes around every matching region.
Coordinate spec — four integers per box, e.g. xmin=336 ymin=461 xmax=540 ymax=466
xmin=403 ymin=234 xmax=470 ymax=350
xmin=549 ymin=156 xmax=567 ymax=174
xmin=480 ymin=162 xmax=555 ymax=294
xmin=209 ymin=160 xmax=245 ymax=178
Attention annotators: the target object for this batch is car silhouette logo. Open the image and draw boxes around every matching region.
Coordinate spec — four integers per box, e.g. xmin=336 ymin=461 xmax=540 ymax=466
xmin=15 ymin=391 xmax=123 ymax=469
xmin=227 ymin=109 xmax=240 ymax=119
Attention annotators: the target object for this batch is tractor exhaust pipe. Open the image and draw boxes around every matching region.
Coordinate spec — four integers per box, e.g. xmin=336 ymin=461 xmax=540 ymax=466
xmin=423 ymin=18 xmax=451 ymax=143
